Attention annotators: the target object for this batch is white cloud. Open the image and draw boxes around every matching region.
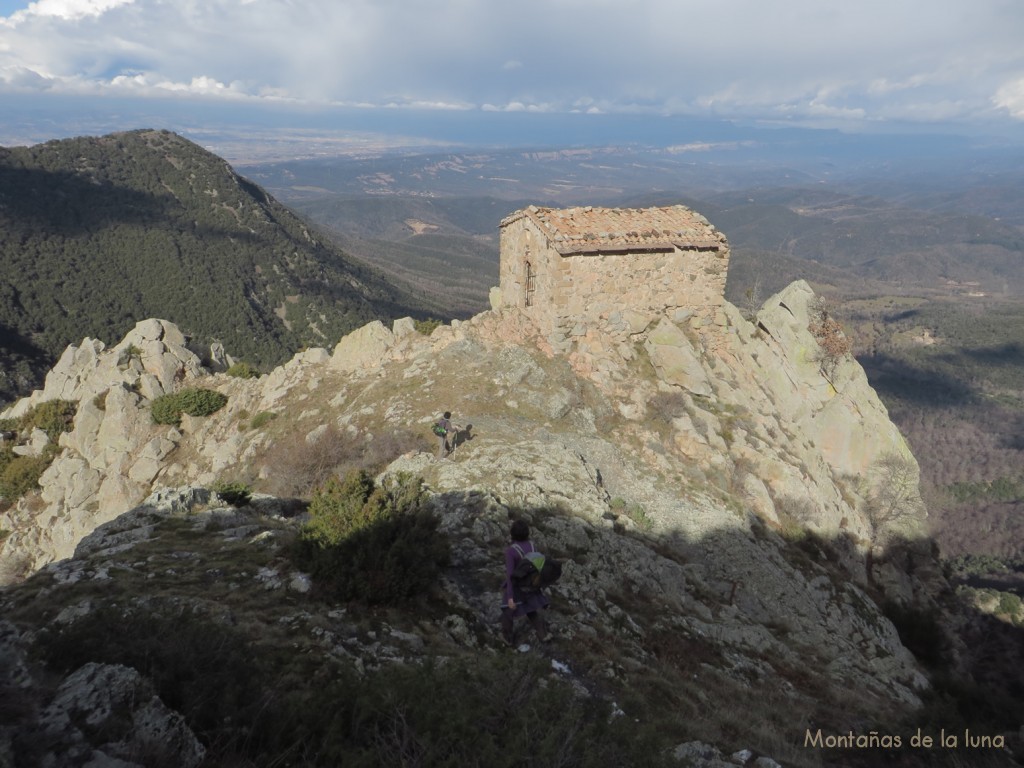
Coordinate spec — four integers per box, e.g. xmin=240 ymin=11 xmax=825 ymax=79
xmin=5 ymin=0 xmax=133 ymax=23
xmin=994 ymin=78 xmax=1024 ymax=119
xmin=0 ymin=0 xmax=1021 ymax=130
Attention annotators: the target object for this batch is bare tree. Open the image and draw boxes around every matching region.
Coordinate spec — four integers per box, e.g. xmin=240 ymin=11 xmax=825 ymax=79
xmin=864 ymin=452 xmax=927 ymax=541
xmin=741 ymin=276 xmax=763 ymax=321
xmin=807 ymin=296 xmax=851 ymax=379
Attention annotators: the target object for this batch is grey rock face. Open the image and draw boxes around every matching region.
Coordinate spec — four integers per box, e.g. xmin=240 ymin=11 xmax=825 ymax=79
xmin=39 ymin=662 xmax=204 ymax=768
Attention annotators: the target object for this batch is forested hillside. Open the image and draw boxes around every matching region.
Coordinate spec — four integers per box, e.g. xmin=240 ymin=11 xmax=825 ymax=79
xmin=0 ymin=130 xmax=436 ymax=405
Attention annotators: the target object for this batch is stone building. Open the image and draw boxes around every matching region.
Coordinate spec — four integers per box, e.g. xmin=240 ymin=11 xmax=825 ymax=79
xmin=497 ymin=204 xmax=730 ymax=350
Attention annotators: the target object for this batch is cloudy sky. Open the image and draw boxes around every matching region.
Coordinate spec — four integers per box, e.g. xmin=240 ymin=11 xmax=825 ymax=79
xmin=1 ymin=0 xmax=1023 ymax=137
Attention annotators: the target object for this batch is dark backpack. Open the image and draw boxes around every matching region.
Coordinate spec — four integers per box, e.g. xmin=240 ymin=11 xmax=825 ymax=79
xmin=431 ymin=421 xmax=447 ymax=437
xmin=511 ymin=543 xmax=562 ymax=593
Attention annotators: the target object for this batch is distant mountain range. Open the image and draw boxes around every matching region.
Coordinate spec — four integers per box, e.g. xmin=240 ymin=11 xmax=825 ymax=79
xmin=0 ymin=130 xmax=438 ymax=404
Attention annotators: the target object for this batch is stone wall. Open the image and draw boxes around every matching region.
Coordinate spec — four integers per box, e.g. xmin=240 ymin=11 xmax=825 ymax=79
xmin=498 ymin=214 xmax=729 ymax=351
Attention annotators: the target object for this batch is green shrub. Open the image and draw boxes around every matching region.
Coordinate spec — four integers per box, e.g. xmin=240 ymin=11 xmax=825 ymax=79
xmin=996 ymin=591 xmax=1023 ymax=621
xmin=23 ymin=400 xmax=77 ymax=441
xmin=150 ymin=393 xmax=185 ymax=425
xmin=150 ymin=388 xmax=228 ymax=425
xmin=294 ymin=471 xmax=449 ymax=605
xmin=0 ymin=453 xmax=53 ymax=498
xmin=626 ymin=502 xmax=654 ymax=531
xmin=178 ymin=388 xmax=228 ymax=417
xmin=413 ymin=318 xmax=442 ymax=335
xmin=250 ymin=411 xmax=277 ymax=430
xmin=211 ymin=481 xmax=252 ymax=508
xmin=226 ymin=361 xmax=260 ymax=379
xmin=117 ymin=344 xmax=142 ymax=368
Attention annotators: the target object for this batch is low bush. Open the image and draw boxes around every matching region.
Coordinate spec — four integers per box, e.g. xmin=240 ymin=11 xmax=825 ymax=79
xmin=250 ymin=410 xmax=277 ymax=430
xmin=413 ymin=317 xmax=442 ymax=335
xmin=211 ymin=481 xmax=252 ymax=508
xmin=294 ymin=471 xmax=449 ymax=605
xmin=178 ymin=388 xmax=228 ymax=417
xmin=24 ymin=400 xmax=77 ymax=440
xmin=262 ymin=424 xmax=353 ymax=497
xmin=647 ymin=389 xmax=688 ymax=425
xmin=0 ymin=452 xmax=54 ymax=499
xmin=226 ymin=361 xmax=260 ymax=379
xmin=0 ymin=401 xmax=75 ymax=502
xmin=151 ymin=388 xmax=228 ymax=425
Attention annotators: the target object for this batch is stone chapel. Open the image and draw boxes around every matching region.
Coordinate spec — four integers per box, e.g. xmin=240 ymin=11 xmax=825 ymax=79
xmin=497 ymin=205 xmax=730 ymax=350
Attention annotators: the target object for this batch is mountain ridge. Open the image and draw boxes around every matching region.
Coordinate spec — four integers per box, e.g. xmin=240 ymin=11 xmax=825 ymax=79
xmin=5 ymin=282 xmax=1020 ymax=765
xmin=0 ymin=129 xmax=439 ymax=406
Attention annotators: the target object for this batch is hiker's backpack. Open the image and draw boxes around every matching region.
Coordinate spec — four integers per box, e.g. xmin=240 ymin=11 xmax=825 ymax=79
xmin=511 ymin=543 xmax=562 ymax=593
xmin=431 ymin=421 xmax=447 ymax=437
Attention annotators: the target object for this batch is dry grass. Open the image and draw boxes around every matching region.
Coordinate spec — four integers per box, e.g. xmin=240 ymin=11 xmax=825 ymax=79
xmin=260 ymin=423 xmax=427 ymax=498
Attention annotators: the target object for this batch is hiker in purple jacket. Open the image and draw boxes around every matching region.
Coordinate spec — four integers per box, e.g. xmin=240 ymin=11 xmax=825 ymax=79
xmin=500 ymin=520 xmax=552 ymax=646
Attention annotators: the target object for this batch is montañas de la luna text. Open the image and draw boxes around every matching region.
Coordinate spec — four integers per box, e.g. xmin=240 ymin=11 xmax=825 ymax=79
xmin=805 ymin=729 xmax=1007 ymax=750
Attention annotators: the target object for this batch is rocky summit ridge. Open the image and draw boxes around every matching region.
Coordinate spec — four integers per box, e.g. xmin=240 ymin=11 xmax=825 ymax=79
xmin=0 ymin=281 xmax=968 ymax=766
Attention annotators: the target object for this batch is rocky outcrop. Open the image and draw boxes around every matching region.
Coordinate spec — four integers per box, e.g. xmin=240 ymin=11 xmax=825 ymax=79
xmin=1 ymin=283 xmax=927 ymax=588
xmin=3 ymin=319 xmax=204 ymax=419
xmin=0 ymin=320 xmax=206 ymax=574
xmin=0 ymin=281 xmax=962 ymax=765
xmin=0 ymin=619 xmax=204 ymax=768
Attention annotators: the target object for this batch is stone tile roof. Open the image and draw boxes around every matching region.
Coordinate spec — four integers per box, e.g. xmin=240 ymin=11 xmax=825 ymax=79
xmin=500 ymin=204 xmax=726 ymax=255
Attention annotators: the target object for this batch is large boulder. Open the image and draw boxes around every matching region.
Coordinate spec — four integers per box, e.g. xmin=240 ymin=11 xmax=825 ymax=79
xmin=329 ymin=320 xmax=395 ymax=373
xmin=643 ymin=317 xmax=713 ymax=396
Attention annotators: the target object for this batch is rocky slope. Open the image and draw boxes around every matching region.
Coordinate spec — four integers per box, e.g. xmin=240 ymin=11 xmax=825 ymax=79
xmin=2 ymin=282 xmax=1016 ymax=766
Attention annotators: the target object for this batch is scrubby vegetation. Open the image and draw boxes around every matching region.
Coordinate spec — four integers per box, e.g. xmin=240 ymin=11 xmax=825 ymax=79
xmin=808 ymin=296 xmax=852 ymax=378
xmin=0 ymin=399 xmax=76 ymax=504
xmin=150 ymin=388 xmax=228 ymax=425
xmin=225 ymin=361 xmax=261 ymax=379
xmin=261 ymin=423 xmax=425 ymax=497
xmin=29 ymin=599 xmax=669 ymax=768
xmin=210 ymin=481 xmax=252 ymax=508
xmin=413 ymin=317 xmax=443 ymax=335
xmin=294 ymin=471 xmax=449 ymax=605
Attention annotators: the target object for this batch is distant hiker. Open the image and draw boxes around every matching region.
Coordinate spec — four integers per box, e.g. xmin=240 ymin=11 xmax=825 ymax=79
xmin=500 ymin=520 xmax=552 ymax=646
xmin=433 ymin=411 xmax=461 ymax=459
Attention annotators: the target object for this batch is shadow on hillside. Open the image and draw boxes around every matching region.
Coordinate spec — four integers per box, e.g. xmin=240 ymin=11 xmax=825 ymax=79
xmin=0 ymin=165 xmax=167 ymax=235
xmin=859 ymin=352 xmax=975 ymax=407
xmin=5 ymin=487 xmax=1023 ymax=768
xmin=884 ymin=308 xmax=924 ymax=322
xmin=469 ymin=500 xmax=1024 ymax=767
xmin=959 ymin=341 xmax=1024 ymax=368
xmin=1003 ymin=415 xmax=1024 ymax=450
xmin=0 ymin=165 xmax=272 ymax=246
xmin=0 ymin=321 xmax=47 ymax=360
